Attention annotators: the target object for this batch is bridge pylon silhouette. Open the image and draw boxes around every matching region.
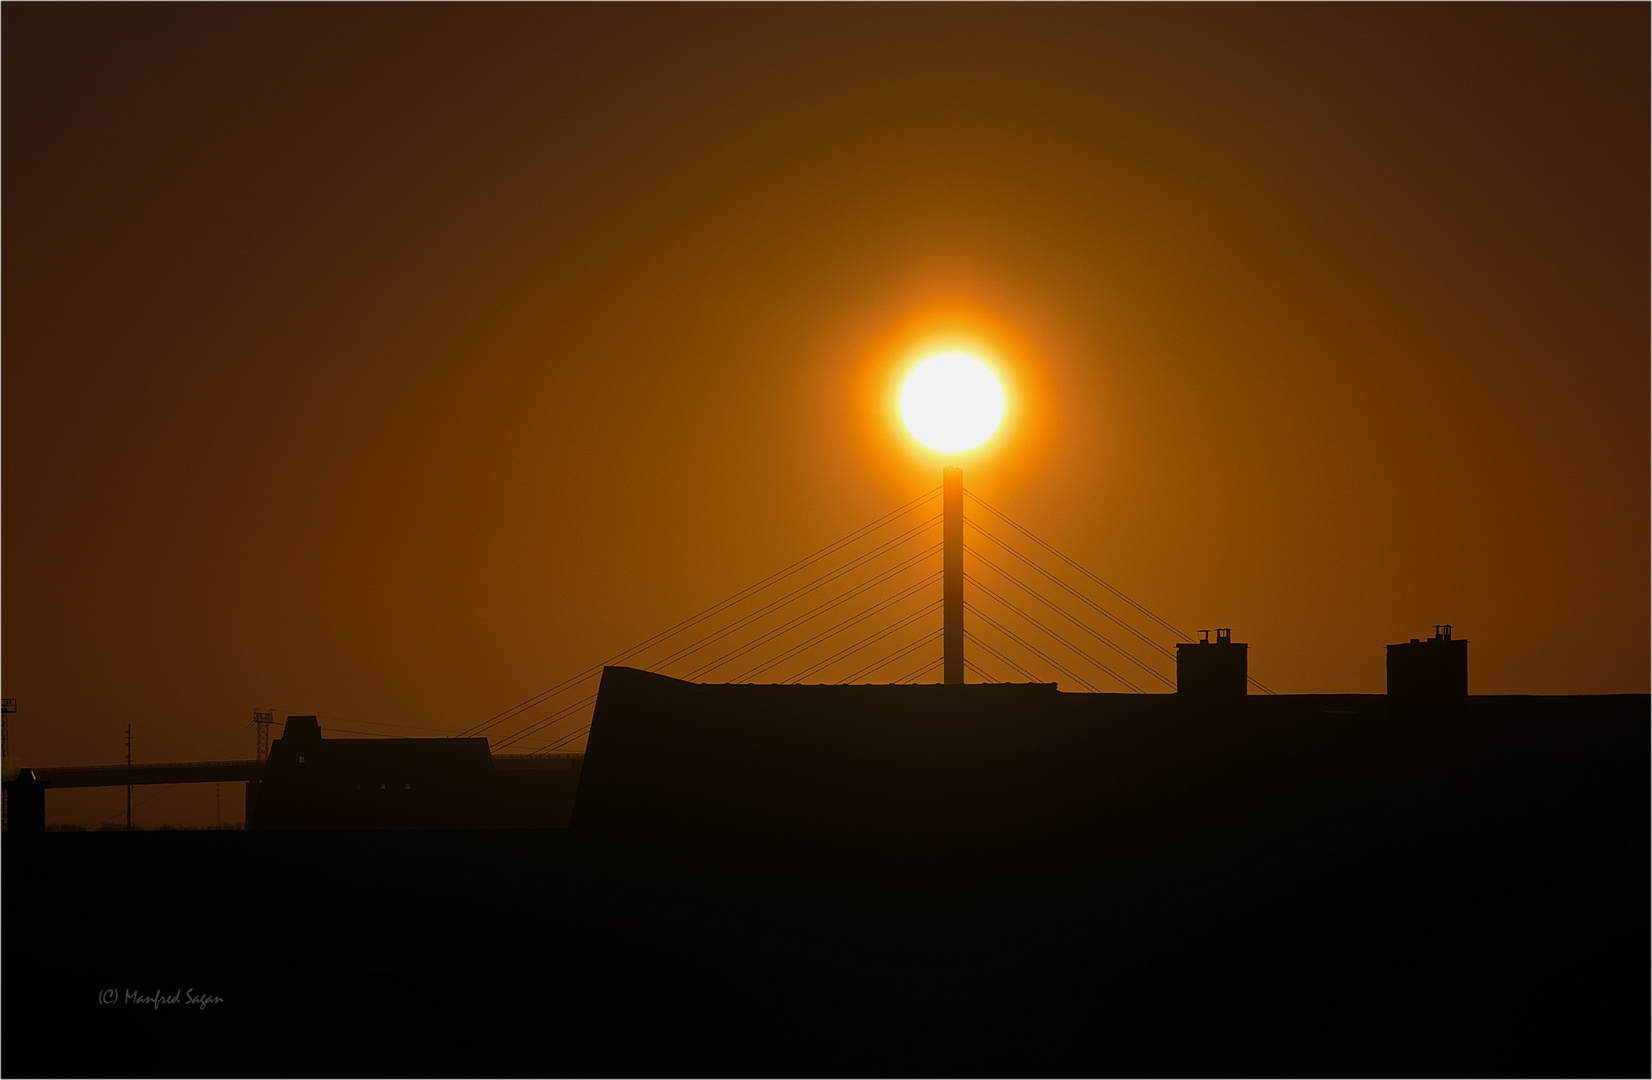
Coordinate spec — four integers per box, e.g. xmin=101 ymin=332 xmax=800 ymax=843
xmin=460 ymin=469 xmax=1270 ymax=755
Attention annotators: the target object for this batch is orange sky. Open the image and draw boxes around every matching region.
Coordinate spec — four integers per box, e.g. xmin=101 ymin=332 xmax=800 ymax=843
xmin=5 ymin=6 xmax=1646 ymax=826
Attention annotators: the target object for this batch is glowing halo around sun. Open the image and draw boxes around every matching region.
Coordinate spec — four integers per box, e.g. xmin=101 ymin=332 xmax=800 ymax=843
xmin=899 ymin=352 xmax=1006 ymax=453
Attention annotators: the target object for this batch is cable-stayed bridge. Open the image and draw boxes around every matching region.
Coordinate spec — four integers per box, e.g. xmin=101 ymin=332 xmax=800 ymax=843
xmin=463 ymin=478 xmax=1272 ymax=756
xmin=5 ymin=477 xmax=1271 ymax=826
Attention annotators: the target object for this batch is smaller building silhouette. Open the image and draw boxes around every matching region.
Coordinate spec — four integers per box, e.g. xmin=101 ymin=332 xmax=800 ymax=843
xmin=1176 ymin=628 xmax=1247 ymax=699
xmin=1386 ymin=625 xmax=1468 ymax=698
xmin=249 ymin=715 xmax=580 ymax=828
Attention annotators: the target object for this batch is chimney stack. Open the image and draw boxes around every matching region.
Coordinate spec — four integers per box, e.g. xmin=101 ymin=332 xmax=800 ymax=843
xmin=1386 ymin=625 xmax=1468 ymax=697
xmin=1176 ymin=628 xmax=1248 ymax=700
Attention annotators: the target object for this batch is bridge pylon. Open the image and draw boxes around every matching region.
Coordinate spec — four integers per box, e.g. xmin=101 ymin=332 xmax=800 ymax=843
xmin=944 ymin=467 xmax=963 ymax=685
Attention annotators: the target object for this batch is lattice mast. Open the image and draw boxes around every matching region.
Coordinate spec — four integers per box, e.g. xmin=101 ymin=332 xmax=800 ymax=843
xmin=253 ymin=708 xmax=275 ymax=762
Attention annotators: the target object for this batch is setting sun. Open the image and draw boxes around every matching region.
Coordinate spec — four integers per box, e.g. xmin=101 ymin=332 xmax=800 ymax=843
xmin=899 ymin=352 xmax=1005 ymax=453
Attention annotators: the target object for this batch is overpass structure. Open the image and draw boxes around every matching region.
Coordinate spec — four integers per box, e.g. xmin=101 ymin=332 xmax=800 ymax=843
xmin=2 ymin=748 xmax=582 ymax=831
xmin=7 ymin=753 xmax=578 ymax=790
xmin=18 ymin=760 xmax=265 ymax=788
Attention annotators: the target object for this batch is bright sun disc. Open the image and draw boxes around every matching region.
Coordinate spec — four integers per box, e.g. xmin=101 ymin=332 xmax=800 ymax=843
xmin=900 ymin=353 xmax=1005 ymax=453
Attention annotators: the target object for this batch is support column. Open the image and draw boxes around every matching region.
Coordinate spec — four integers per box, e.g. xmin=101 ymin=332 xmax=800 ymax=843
xmin=943 ymin=466 xmax=964 ymax=684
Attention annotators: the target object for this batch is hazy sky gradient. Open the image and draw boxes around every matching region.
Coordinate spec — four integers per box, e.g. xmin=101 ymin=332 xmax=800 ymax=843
xmin=6 ymin=6 xmax=1646 ymax=825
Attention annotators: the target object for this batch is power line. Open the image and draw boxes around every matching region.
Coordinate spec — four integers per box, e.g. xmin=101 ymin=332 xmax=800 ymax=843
xmin=91 ymin=724 xmax=254 ymax=829
xmin=124 ymin=726 xmax=132 ymax=830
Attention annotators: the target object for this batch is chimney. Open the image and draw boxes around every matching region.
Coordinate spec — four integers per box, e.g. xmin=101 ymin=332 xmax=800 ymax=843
xmin=1386 ymin=626 xmax=1468 ymax=697
xmin=1176 ymin=628 xmax=1248 ymax=700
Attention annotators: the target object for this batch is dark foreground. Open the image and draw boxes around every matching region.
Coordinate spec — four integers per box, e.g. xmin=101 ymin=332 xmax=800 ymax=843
xmin=7 ymin=687 xmax=1649 ymax=1077
xmin=5 ymin=814 xmax=1647 ymax=1077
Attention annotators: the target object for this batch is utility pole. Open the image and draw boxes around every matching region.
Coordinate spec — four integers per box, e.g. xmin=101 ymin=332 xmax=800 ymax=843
xmin=125 ymin=724 xmax=133 ymax=830
xmin=1 ymin=700 xmax=12 ymax=831
xmin=253 ymin=708 xmax=274 ymax=762
xmin=944 ymin=467 xmax=964 ymax=684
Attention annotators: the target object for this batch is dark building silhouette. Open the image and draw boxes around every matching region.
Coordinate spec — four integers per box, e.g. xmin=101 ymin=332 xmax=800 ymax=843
xmin=7 ymin=670 xmax=1646 ymax=1080
xmin=2 ymin=769 xmax=48 ymax=833
xmin=574 ymin=665 xmax=1645 ymax=836
xmin=1175 ymin=627 xmax=1247 ymax=699
xmin=248 ymin=715 xmax=579 ymax=829
xmin=574 ymin=670 xmax=1068 ymax=832
xmin=1387 ymin=624 xmax=1468 ymax=697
